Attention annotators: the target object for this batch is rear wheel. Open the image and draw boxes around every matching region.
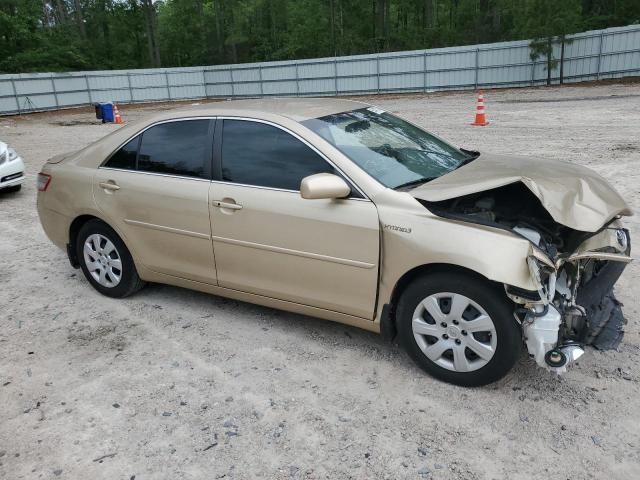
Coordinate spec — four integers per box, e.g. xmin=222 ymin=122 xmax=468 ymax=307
xmin=396 ymin=272 xmax=521 ymax=387
xmin=76 ymin=219 xmax=145 ymax=298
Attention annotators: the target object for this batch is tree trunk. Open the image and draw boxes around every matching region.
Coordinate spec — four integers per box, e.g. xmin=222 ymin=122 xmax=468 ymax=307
xmin=54 ymin=0 xmax=67 ymax=24
xmin=214 ymin=0 xmax=226 ymax=60
xmin=329 ymin=0 xmax=336 ymax=56
xmin=424 ymin=0 xmax=432 ymax=28
xmin=375 ymin=0 xmax=384 ymax=50
xmin=73 ymin=0 xmax=86 ymax=37
xmin=228 ymin=3 xmax=238 ymax=63
xmin=372 ymin=0 xmax=376 ymax=41
xmin=101 ymin=1 xmax=112 ymax=61
xmin=269 ymin=0 xmax=277 ymax=44
xmin=142 ymin=0 xmax=161 ymax=67
xmin=479 ymin=0 xmax=489 ymax=43
xmin=338 ymin=0 xmax=344 ymax=54
xmin=384 ymin=0 xmax=390 ymax=50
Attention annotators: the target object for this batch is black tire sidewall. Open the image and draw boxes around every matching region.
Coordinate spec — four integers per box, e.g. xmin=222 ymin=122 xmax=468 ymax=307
xmin=1 ymin=184 xmax=21 ymax=193
xmin=76 ymin=220 xmax=140 ymax=298
xmin=397 ymin=272 xmax=522 ymax=387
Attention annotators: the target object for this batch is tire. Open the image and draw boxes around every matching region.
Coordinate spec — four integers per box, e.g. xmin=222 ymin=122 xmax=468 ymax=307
xmin=76 ymin=219 xmax=145 ymax=298
xmin=396 ymin=271 xmax=521 ymax=387
xmin=1 ymin=184 xmax=21 ymax=193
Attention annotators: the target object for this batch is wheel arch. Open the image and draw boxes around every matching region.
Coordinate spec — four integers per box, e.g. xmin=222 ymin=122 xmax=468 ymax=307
xmin=68 ymin=214 xmax=138 ymax=270
xmin=380 ymin=262 xmax=508 ymax=342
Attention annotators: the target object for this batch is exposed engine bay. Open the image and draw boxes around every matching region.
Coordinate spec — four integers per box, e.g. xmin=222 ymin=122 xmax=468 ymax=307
xmin=420 ymin=182 xmax=632 ymax=373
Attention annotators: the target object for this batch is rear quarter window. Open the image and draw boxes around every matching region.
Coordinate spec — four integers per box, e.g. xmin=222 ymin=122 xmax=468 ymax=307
xmin=105 ymin=137 xmax=139 ymax=170
xmin=138 ymin=120 xmax=211 ymax=178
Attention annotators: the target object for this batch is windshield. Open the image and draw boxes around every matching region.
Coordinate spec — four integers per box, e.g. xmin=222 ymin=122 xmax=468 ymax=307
xmin=302 ymin=107 xmax=473 ymax=189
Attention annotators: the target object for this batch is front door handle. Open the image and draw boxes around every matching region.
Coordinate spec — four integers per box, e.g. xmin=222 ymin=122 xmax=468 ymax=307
xmin=99 ymin=181 xmax=120 ymax=192
xmin=212 ymin=200 xmax=243 ymax=210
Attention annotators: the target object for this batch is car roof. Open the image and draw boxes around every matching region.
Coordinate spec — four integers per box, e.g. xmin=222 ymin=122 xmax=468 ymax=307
xmin=146 ymin=97 xmax=370 ymax=123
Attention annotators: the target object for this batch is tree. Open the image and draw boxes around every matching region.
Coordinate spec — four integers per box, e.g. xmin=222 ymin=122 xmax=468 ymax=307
xmin=1 ymin=0 xmax=639 ymax=73
xmin=520 ymin=0 xmax=582 ymax=85
xmin=141 ymin=0 xmax=161 ymax=67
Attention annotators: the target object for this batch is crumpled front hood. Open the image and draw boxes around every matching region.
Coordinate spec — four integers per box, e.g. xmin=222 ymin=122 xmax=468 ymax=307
xmin=410 ymin=153 xmax=632 ymax=232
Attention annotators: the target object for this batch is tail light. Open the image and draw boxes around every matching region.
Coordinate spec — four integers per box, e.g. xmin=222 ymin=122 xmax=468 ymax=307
xmin=37 ymin=173 xmax=52 ymax=192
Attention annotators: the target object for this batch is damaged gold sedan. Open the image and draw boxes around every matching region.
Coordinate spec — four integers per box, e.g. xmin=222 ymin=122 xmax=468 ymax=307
xmin=36 ymin=99 xmax=632 ymax=386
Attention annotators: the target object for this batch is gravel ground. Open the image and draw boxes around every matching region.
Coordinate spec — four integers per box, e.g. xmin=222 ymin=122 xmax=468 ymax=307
xmin=1 ymin=82 xmax=639 ymax=480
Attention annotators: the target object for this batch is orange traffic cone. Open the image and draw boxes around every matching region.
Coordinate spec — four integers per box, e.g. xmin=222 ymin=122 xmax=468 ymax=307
xmin=114 ymin=104 xmax=124 ymax=124
xmin=471 ymin=90 xmax=489 ymax=126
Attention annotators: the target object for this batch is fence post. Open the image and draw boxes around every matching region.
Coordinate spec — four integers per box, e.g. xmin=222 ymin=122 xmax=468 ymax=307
xmin=258 ymin=65 xmax=264 ymax=97
xmin=530 ymin=53 xmax=536 ymax=86
xmin=423 ymin=51 xmax=428 ymax=93
xmin=51 ymin=76 xmax=59 ymax=109
xmin=127 ymin=73 xmax=134 ymax=102
xmin=474 ymin=48 xmax=480 ymax=90
xmin=165 ymin=71 xmax=171 ymax=100
xmin=595 ymin=31 xmax=604 ymax=80
xmin=85 ymin=75 xmax=92 ymax=104
xmin=229 ymin=67 xmax=235 ymax=98
xmin=202 ymin=68 xmax=208 ymax=99
xmin=334 ymin=58 xmax=338 ymax=95
xmin=10 ymin=78 xmax=19 ymax=114
xmin=295 ymin=62 xmax=300 ymax=97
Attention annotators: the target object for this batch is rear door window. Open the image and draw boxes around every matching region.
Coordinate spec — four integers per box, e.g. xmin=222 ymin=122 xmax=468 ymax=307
xmin=104 ymin=119 xmax=212 ymax=179
xmin=138 ymin=120 xmax=211 ymax=179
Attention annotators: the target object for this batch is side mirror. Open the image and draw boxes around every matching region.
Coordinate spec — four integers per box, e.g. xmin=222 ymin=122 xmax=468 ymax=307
xmin=300 ymin=173 xmax=351 ymax=200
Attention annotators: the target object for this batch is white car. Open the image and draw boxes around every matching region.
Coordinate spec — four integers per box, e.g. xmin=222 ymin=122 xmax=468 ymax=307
xmin=0 ymin=141 xmax=25 ymax=192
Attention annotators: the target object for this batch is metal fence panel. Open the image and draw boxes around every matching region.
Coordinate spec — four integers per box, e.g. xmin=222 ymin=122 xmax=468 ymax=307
xmin=170 ymin=85 xmax=206 ymax=99
xmin=1 ymin=24 xmax=639 ymax=115
xmin=57 ymin=91 xmax=90 ymax=106
xmin=0 ymin=96 xmax=18 ymax=113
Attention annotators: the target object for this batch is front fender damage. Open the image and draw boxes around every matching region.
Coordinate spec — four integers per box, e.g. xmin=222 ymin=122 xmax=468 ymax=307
xmin=416 ymin=181 xmax=632 ymax=375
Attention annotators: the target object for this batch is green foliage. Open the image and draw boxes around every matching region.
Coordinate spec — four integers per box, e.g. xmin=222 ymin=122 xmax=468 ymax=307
xmin=1 ymin=0 xmax=639 ymax=73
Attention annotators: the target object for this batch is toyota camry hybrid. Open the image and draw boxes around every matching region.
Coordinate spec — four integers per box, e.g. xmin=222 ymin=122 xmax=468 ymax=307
xmin=36 ymin=98 xmax=632 ymax=386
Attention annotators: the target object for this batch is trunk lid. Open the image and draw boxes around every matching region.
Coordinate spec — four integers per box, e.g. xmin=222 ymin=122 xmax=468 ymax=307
xmin=46 ymin=150 xmax=79 ymax=164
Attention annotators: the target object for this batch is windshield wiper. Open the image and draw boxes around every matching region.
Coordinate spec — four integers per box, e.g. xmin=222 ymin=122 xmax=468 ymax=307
xmin=394 ymin=177 xmax=437 ymax=190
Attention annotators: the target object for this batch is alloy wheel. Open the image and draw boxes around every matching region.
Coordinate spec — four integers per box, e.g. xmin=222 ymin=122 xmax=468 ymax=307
xmin=412 ymin=292 xmax=497 ymax=372
xmin=83 ymin=233 xmax=123 ymax=288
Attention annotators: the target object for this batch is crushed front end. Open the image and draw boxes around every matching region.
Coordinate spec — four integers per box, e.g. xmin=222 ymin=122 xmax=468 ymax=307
xmin=420 ymin=182 xmax=632 ymax=374
xmin=512 ymin=224 xmax=631 ymax=372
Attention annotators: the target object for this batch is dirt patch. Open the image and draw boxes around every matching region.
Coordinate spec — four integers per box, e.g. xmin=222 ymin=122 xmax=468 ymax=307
xmin=53 ymin=119 xmax=104 ymax=127
xmin=497 ymin=93 xmax=640 ymax=103
xmin=612 ymin=143 xmax=639 ymax=152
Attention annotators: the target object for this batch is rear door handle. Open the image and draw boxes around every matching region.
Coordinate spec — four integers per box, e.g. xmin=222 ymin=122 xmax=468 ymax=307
xmin=212 ymin=200 xmax=242 ymax=210
xmin=99 ymin=181 xmax=120 ymax=191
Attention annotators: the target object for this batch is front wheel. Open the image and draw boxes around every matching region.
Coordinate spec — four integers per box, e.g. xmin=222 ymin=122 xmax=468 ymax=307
xmin=76 ymin=219 xmax=145 ymax=298
xmin=396 ymin=272 xmax=521 ymax=387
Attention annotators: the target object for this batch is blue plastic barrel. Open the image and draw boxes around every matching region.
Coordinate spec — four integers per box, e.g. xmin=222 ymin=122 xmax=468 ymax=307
xmin=100 ymin=102 xmax=114 ymax=123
